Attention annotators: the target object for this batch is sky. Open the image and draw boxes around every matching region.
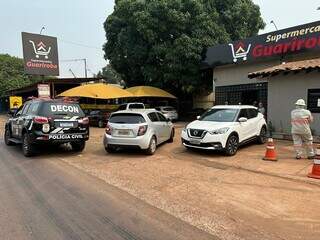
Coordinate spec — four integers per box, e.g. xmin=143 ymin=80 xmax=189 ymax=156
xmin=0 ymin=0 xmax=320 ymax=78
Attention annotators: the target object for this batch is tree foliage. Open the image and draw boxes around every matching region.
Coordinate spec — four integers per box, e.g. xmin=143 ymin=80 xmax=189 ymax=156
xmin=0 ymin=54 xmax=41 ymax=96
xmin=97 ymin=64 xmax=123 ymax=84
xmin=103 ymin=0 xmax=265 ymax=95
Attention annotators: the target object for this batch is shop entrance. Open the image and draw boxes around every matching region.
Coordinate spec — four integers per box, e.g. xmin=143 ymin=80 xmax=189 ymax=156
xmin=241 ymin=90 xmax=259 ymax=105
xmin=215 ymin=82 xmax=268 ymax=108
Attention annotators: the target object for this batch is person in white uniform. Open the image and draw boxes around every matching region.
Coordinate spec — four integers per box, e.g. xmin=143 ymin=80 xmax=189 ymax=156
xmin=291 ymin=99 xmax=315 ymax=159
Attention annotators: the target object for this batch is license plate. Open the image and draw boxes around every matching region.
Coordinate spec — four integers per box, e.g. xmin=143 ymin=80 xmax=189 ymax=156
xmin=59 ymin=122 xmax=76 ymax=128
xmin=190 ymin=139 xmax=201 ymax=145
xmin=117 ymin=130 xmax=130 ymax=135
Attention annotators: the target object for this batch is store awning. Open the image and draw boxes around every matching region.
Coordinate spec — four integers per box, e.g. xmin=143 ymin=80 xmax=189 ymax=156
xmin=248 ymin=58 xmax=320 ymax=79
xmin=126 ymin=86 xmax=177 ymax=99
xmin=58 ymin=83 xmax=133 ymax=99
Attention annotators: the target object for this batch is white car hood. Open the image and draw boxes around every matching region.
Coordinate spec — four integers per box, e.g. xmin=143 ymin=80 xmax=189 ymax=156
xmin=187 ymin=120 xmax=235 ymax=131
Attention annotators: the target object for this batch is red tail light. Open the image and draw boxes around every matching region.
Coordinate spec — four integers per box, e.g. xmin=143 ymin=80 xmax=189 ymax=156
xmin=34 ymin=116 xmax=49 ymax=124
xmin=79 ymin=117 xmax=89 ymax=125
xmin=105 ymin=123 xmax=112 ymax=135
xmin=138 ymin=125 xmax=148 ymax=136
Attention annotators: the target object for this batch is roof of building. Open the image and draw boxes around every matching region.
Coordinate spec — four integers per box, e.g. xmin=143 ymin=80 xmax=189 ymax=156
xmin=248 ymin=58 xmax=320 ymax=79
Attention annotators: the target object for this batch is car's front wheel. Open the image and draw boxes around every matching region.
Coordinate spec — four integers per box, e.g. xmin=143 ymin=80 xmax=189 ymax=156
xmin=257 ymin=126 xmax=267 ymax=144
xmin=225 ymin=134 xmax=239 ymax=156
xmin=22 ymin=133 xmax=35 ymax=157
xmin=168 ymin=128 xmax=175 ymax=143
xmin=71 ymin=141 xmax=86 ymax=152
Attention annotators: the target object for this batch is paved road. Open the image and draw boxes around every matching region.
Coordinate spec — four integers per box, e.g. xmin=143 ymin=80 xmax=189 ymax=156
xmin=0 ymin=141 xmax=217 ymax=240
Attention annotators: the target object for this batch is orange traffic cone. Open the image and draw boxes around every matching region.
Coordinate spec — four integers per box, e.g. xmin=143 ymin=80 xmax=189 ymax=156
xmin=308 ymin=145 xmax=320 ymax=179
xmin=263 ymin=138 xmax=277 ymax=161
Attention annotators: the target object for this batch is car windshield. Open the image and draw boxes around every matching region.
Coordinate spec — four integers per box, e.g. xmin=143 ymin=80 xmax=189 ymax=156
xmin=163 ymin=107 xmax=175 ymax=111
xmin=199 ymin=108 xmax=238 ymax=122
xmin=109 ymin=113 xmax=146 ymax=124
xmin=40 ymin=102 xmax=85 ymax=117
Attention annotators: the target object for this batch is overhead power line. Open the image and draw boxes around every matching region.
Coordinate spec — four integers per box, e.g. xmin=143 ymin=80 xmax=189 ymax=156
xmin=58 ymin=38 xmax=102 ymax=50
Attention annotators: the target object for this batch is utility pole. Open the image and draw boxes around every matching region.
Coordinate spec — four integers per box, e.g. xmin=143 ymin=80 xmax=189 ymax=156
xmin=69 ymin=69 xmax=77 ymax=78
xmin=83 ymin=58 xmax=87 ymax=78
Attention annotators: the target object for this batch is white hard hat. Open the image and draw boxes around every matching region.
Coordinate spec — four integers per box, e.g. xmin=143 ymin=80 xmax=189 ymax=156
xmin=295 ymin=99 xmax=306 ymax=106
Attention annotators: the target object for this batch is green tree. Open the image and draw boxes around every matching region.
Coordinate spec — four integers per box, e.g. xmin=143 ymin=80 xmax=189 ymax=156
xmin=103 ymin=0 xmax=264 ymax=95
xmin=97 ymin=64 xmax=123 ymax=84
xmin=0 ymin=54 xmax=52 ymax=96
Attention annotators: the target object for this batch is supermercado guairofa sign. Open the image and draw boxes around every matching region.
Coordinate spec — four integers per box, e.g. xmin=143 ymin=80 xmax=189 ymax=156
xmin=203 ymin=20 xmax=320 ymax=67
xmin=21 ymin=32 xmax=59 ymax=76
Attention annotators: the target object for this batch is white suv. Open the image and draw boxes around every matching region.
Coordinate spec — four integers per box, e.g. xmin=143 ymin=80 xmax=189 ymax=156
xmin=181 ymin=105 xmax=267 ymax=156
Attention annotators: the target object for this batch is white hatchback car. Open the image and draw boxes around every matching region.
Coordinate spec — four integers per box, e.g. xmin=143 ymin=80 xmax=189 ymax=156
xmin=181 ymin=105 xmax=267 ymax=156
xmin=155 ymin=106 xmax=179 ymax=121
xmin=104 ymin=109 xmax=174 ymax=155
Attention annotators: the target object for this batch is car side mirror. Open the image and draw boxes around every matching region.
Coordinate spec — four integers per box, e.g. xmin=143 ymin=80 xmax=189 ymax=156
xmin=196 ymin=115 xmax=200 ymax=120
xmin=239 ymin=117 xmax=248 ymax=123
xmin=8 ymin=109 xmax=17 ymax=117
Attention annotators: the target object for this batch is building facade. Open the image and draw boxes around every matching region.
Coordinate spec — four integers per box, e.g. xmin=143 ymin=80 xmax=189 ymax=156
xmin=202 ymin=20 xmax=320 ymax=138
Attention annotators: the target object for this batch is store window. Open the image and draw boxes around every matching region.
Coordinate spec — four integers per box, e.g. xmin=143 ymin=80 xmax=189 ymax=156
xmin=307 ymin=89 xmax=320 ymax=113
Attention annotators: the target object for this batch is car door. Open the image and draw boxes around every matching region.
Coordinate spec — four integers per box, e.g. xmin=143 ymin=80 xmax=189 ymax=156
xmin=237 ymin=109 xmax=251 ymax=142
xmin=147 ymin=112 xmax=162 ymax=142
xmin=247 ymin=109 xmax=260 ymax=137
xmin=156 ymin=112 xmax=171 ymax=142
xmin=11 ymin=106 xmax=23 ymax=138
xmin=16 ymin=103 xmax=30 ymax=138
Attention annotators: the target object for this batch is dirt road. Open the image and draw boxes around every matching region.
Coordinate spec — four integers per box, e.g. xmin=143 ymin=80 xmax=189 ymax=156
xmin=0 ymin=139 xmax=216 ymax=240
xmin=61 ymin=127 xmax=320 ymax=240
xmin=1 ymin=113 xmax=320 ymax=240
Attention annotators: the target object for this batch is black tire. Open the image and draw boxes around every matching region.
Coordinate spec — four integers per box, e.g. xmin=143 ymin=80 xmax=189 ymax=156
xmin=105 ymin=144 xmax=116 ymax=153
xmin=146 ymin=136 xmax=157 ymax=155
xmin=22 ymin=133 xmax=35 ymax=157
xmin=168 ymin=128 xmax=175 ymax=143
xmin=4 ymin=128 xmax=14 ymax=146
xmin=257 ymin=126 xmax=267 ymax=144
xmin=224 ymin=134 xmax=239 ymax=156
xmin=98 ymin=120 xmax=105 ymax=128
xmin=71 ymin=141 xmax=86 ymax=152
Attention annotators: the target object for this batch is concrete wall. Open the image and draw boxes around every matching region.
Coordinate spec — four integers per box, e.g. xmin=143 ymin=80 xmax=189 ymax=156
xmin=193 ymin=93 xmax=214 ymax=109
xmin=213 ymin=60 xmax=278 ymax=87
xmin=267 ymin=71 xmax=320 ymax=136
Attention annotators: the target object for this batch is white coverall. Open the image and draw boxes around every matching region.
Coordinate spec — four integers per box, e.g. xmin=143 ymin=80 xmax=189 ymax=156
xmin=291 ymin=107 xmax=314 ymax=158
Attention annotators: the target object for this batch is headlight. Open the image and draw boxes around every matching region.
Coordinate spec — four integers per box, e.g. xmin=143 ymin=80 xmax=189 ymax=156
xmin=42 ymin=123 xmax=50 ymax=133
xmin=209 ymin=127 xmax=229 ymax=135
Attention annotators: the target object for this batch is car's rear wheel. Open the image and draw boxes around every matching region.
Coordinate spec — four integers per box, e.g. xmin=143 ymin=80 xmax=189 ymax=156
xmin=22 ymin=133 xmax=35 ymax=157
xmin=146 ymin=136 xmax=157 ymax=155
xmin=71 ymin=141 xmax=86 ymax=152
xmin=4 ymin=128 xmax=14 ymax=146
xmin=105 ymin=144 xmax=116 ymax=153
xmin=225 ymin=134 xmax=239 ymax=156
xmin=168 ymin=128 xmax=175 ymax=143
xmin=257 ymin=126 xmax=267 ymax=144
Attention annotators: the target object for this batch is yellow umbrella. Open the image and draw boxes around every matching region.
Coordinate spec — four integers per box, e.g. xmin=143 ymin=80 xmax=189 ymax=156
xmin=58 ymin=83 xmax=133 ymax=99
xmin=126 ymin=86 xmax=176 ymax=99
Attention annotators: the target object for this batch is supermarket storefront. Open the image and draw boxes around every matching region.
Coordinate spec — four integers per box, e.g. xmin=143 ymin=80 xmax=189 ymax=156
xmin=202 ymin=20 xmax=320 ymax=137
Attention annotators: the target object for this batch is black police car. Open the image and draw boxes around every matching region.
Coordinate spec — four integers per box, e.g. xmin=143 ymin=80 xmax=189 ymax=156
xmin=4 ymin=98 xmax=90 ymax=157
